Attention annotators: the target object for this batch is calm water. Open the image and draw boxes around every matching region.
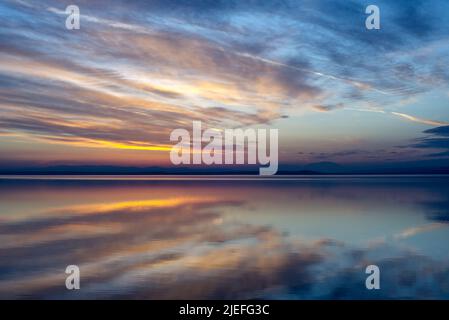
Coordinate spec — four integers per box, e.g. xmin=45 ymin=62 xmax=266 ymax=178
xmin=1 ymin=175 xmax=449 ymax=299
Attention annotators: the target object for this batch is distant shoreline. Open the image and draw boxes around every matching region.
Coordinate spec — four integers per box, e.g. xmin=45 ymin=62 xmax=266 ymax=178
xmin=1 ymin=174 xmax=448 ymax=181
xmin=2 ymin=162 xmax=449 ymax=176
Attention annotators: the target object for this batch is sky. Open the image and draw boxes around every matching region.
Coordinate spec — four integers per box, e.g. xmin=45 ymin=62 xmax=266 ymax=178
xmin=0 ymin=0 xmax=449 ymax=170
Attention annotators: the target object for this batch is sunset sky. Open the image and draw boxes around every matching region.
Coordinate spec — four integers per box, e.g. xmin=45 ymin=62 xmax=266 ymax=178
xmin=1 ymin=0 xmax=449 ymax=170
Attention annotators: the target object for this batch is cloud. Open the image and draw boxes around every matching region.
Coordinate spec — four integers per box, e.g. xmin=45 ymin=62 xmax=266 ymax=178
xmin=1 ymin=0 xmax=449 ymax=165
xmin=1 ymin=1 xmax=327 ymax=156
xmin=424 ymin=126 xmax=449 ymax=137
xmin=407 ymin=126 xmax=449 ymax=157
xmin=392 ymin=112 xmax=449 ymax=126
xmin=312 ymin=103 xmax=344 ymax=112
xmin=394 ymin=222 xmax=447 ymax=240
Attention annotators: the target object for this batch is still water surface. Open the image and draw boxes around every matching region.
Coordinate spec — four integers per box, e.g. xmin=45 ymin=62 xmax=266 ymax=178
xmin=1 ymin=176 xmax=449 ymax=299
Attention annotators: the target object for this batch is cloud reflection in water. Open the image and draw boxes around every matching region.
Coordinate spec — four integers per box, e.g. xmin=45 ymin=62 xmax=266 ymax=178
xmin=0 ymin=177 xmax=449 ymax=299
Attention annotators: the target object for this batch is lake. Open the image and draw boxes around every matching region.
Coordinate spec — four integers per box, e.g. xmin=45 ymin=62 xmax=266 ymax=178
xmin=1 ymin=175 xmax=449 ymax=299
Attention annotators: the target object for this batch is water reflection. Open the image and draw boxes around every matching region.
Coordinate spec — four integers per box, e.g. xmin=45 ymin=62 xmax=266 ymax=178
xmin=0 ymin=176 xmax=449 ymax=299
